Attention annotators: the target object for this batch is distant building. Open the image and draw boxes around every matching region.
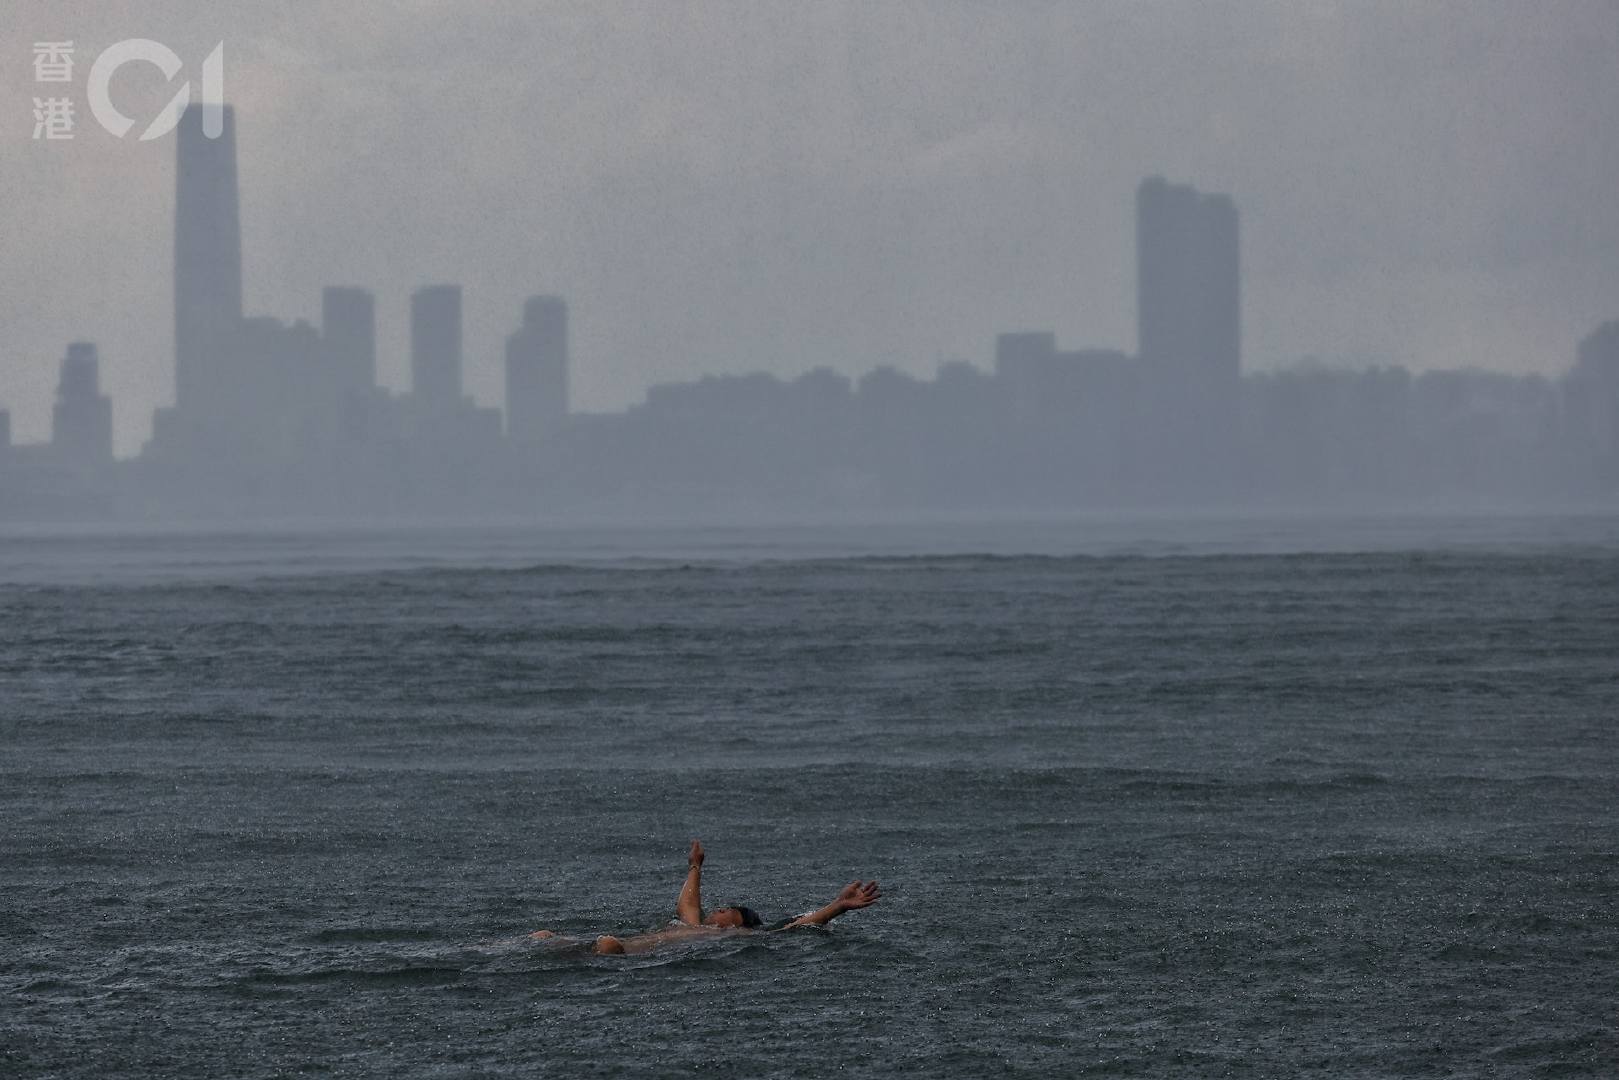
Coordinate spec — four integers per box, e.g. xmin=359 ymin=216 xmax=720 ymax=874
xmin=235 ymin=316 xmax=326 ymax=459
xmin=322 ymin=287 xmax=377 ymax=396
xmin=174 ymin=103 xmax=243 ymax=418
xmin=410 ymin=285 xmax=463 ymax=407
xmin=149 ymin=103 xmax=247 ymax=469
xmin=1137 ymin=176 xmax=1240 ymax=486
xmin=995 ymin=332 xmax=1135 ymax=500
xmin=1566 ymin=321 xmax=1619 ymax=484
xmin=1137 ymin=176 xmax=1240 ymax=386
xmin=52 ymin=342 xmax=113 ymax=468
xmin=505 ymin=295 xmax=568 ymax=445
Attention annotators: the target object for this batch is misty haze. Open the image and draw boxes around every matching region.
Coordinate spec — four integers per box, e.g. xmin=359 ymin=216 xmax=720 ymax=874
xmin=3 ymin=4 xmax=1617 ymax=1078
xmin=1 ymin=4 xmax=1616 ymax=519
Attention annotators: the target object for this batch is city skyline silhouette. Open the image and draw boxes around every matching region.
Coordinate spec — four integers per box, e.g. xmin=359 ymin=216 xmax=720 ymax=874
xmin=8 ymin=5 xmax=1618 ymax=461
xmin=4 ymin=74 xmax=1618 ymax=520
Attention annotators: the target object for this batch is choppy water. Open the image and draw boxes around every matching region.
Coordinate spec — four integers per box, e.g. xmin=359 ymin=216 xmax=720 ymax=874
xmin=3 ymin=517 xmax=1617 ymax=1077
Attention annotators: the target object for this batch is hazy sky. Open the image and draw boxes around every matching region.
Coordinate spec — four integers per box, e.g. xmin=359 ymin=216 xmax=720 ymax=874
xmin=5 ymin=0 xmax=1617 ymax=455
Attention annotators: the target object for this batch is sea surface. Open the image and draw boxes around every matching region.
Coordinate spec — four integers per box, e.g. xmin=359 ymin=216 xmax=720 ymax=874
xmin=3 ymin=514 xmax=1616 ymax=1077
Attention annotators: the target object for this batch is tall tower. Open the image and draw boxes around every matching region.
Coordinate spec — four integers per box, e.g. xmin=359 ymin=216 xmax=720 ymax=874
xmin=1136 ymin=176 xmax=1241 ymax=482
xmin=410 ymin=285 xmax=463 ymax=407
xmin=1137 ymin=176 xmax=1240 ymax=387
xmin=504 ymin=295 xmax=569 ymax=444
xmin=173 ymin=103 xmax=243 ymax=416
xmin=52 ymin=342 xmax=113 ymax=467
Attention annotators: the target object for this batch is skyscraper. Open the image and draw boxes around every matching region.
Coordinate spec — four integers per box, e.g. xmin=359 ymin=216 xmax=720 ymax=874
xmin=410 ymin=285 xmax=463 ymax=407
xmin=173 ymin=103 xmax=242 ymax=416
xmin=322 ymin=286 xmax=377 ymax=395
xmin=504 ymin=295 xmax=569 ymax=444
xmin=1137 ymin=177 xmax=1240 ymax=386
xmin=1566 ymin=321 xmax=1619 ymax=478
xmin=1136 ymin=177 xmax=1240 ymax=484
xmin=52 ymin=342 xmax=113 ymax=468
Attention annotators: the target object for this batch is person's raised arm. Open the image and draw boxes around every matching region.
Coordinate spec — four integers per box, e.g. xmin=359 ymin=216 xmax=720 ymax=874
xmin=776 ymin=880 xmax=881 ymax=930
xmin=675 ymin=839 xmax=705 ymax=925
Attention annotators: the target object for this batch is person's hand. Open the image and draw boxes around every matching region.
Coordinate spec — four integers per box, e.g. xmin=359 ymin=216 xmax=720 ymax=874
xmin=688 ymin=839 xmax=705 ymax=869
xmin=835 ymin=880 xmax=881 ymax=911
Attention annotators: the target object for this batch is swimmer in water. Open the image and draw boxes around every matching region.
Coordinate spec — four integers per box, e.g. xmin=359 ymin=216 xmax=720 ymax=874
xmin=529 ymin=839 xmax=881 ymax=955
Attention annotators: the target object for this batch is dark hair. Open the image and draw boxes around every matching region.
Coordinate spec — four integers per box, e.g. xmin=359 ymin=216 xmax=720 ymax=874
xmin=732 ymin=906 xmax=763 ymax=928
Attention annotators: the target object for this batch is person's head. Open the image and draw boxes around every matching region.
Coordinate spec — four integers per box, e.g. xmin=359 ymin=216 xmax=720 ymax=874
xmin=703 ymin=906 xmax=763 ymax=929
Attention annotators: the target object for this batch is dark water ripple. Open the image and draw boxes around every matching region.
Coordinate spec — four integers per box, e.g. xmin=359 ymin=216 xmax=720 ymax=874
xmin=2 ymin=546 xmax=1617 ymax=1076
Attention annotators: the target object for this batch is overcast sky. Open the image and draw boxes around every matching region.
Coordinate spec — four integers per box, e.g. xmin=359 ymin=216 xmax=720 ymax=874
xmin=5 ymin=0 xmax=1617 ymax=455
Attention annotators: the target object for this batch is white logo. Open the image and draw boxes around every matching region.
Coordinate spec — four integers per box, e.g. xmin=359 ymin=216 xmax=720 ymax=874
xmin=86 ymin=39 xmax=225 ymax=140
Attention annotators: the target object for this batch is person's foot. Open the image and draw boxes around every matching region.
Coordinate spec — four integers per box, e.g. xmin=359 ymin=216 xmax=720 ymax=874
xmin=529 ymin=929 xmax=556 ymax=940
